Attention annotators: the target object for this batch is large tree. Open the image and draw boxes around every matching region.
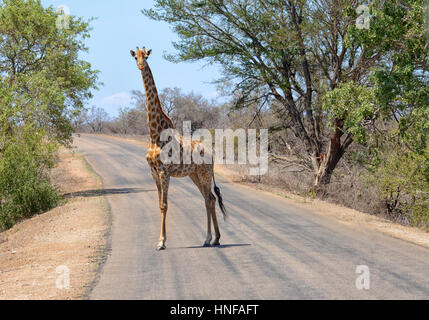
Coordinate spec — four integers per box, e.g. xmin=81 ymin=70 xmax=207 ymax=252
xmin=0 ymin=0 xmax=99 ymax=228
xmin=144 ymin=0 xmax=427 ymax=187
xmin=0 ymin=0 xmax=99 ymax=146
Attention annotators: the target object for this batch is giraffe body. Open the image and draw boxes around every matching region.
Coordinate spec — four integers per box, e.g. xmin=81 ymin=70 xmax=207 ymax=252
xmin=130 ymin=47 xmax=226 ymax=250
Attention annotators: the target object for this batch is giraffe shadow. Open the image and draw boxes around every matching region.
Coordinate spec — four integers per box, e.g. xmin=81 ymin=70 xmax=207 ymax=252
xmin=63 ymin=188 xmax=156 ymax=199
xmin=173 ymin=243 xmax=252 ymax=250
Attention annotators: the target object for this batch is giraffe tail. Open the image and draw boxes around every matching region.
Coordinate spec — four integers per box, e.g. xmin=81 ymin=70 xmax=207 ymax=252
xmin=213 ymin=173 xmax=227 ymax=221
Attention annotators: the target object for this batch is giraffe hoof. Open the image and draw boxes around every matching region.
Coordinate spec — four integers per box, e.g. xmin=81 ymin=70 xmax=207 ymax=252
xmin=203 ymin=242 xmax=211 ymax=247
xmin=212 ymin=242 xmax=221 ymax=247
xmin=156 ymin=245 xmax=166 ymax=251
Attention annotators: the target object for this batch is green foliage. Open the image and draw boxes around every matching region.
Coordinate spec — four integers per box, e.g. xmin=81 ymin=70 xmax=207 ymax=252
xmin=323 ymin=82 xmax=376 ymax=144
xmin=0 ymin=0 xmax=99 ymax=230
xmin=144 ymin=0 xmax=302 ymax=97
xmin=367 ymin=147 xmax=429 ymax=228
xmin=360 ymin=1 xmax=428 ymax=227
xmin=368 ymin=0 xmax=428 ymax=156
xmin=0 ymin=127 xmax=60 ymax=230
xmin=0 ymin=0 xmax=99 ymax=146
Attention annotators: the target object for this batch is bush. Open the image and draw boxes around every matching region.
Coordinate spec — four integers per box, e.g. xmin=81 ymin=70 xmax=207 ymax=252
xmin=367 ymin=148 xmax=429 ymax=229
xmin=0 ymin=129 xmax=60 ymax=230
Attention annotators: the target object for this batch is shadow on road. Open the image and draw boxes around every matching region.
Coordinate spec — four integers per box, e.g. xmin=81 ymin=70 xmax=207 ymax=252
xmin=172 ymin=244 xmax=252 ymax=250
xmin=63 ymin=188 xmax=156 ymax=199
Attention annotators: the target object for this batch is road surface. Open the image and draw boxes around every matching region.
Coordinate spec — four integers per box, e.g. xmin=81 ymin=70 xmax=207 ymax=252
xmin=74 ymin=134 xmax=429 ymax=300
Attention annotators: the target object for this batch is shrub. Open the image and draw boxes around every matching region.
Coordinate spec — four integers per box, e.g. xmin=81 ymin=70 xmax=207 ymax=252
xmin=0 ymin=129 xmax=60 ymax=230
xmin=367 ymin=148 xmax=429 ymax=229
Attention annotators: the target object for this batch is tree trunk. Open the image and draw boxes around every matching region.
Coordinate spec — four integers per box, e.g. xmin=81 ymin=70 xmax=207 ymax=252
xmin=314 ymin=144 xmax=341 ymax=186
xmin=313 ymin=119 xmax=353 ymax=187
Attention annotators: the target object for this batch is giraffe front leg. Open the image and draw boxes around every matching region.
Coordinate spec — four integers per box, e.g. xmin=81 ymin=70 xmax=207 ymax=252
xmin=157 ymin=172 xmax=170 ymax=251
xmin=157 ymin=207 xmax=167 ymax=251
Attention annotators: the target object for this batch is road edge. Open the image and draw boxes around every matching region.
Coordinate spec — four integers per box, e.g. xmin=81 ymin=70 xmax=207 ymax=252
xmin=76 ymin=151 xmax=114 ymax=300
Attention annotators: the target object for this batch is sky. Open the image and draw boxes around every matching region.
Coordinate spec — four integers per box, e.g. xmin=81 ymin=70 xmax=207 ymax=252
xmin=41 ymin=0 xmax=223 ymax=117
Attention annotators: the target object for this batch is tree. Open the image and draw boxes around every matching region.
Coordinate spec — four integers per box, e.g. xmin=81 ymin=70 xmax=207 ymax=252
xmin=371 ymin=0 xmax=428 ymax=158
xmin=159 ymin=87 xmax=182 ymax=116
xmin=87 ymin=106 xmax=110 ymax=133
xmin=0 ymin=0 xmax=98 ymax=229
xmin=0 ymin=0 xmax=99 ymax=146
xmin=113 ymin=106 xmax=148 ymax=135
xmin=158 ymin=87 xmax=223 ymax=131
xmin=361 ymin=0 xmax=428 ymax=227
xmin=144 ymin=0 xmax=427 ymax=187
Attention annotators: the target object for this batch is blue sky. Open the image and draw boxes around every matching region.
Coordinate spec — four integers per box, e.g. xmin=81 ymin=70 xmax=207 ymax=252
xmin=41 ymin=0 xmax=222 ymax=117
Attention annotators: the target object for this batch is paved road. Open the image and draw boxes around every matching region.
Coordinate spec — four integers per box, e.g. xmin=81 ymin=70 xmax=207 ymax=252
xmin=75 ymin=134 xmax=429 ymax=300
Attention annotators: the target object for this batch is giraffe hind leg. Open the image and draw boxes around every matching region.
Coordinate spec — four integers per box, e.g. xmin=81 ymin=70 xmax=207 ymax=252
xmin=196 ymin=170 xmax=221 ymax=246
xmin=209 ymin=189 xmax=221 ymax=246
xmin=190 ymin=172 xmax=214 ymax=247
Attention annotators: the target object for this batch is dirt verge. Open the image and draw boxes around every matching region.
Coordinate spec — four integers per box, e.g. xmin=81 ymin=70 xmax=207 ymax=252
xmin=0 ymin=148 xmax=108 ymax=300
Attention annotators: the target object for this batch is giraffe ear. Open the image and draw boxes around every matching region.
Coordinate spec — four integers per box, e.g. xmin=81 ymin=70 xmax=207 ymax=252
xmin=147 ymin=49 xmax=152 ymax=57
xmin=130 ymin=50 xmax=136 ymax=58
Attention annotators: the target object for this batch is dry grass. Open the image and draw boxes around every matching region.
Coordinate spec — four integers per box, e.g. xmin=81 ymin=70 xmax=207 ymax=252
xmin=0 ymin=148 xmax=108 ymax=300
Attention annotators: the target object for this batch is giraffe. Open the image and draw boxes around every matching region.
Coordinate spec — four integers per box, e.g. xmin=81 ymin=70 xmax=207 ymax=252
xmin=130 ymin=47 xmax=226 ymax=251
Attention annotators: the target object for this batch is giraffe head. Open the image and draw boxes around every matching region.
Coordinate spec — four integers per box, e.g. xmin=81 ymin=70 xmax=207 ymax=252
xmin=130 ymin=47 xmax=152 ymax=70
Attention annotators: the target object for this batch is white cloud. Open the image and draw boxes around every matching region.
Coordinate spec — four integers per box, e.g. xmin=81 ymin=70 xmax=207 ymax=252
xmin=100 ymin=92 xmax=133 ymax=106
xmin=96 ymin=92 xmax=134 ymax=117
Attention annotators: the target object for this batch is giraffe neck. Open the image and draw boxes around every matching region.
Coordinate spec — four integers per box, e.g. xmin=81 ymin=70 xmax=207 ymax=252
xmin=140 ymin=61 xmax=174 ymax=144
